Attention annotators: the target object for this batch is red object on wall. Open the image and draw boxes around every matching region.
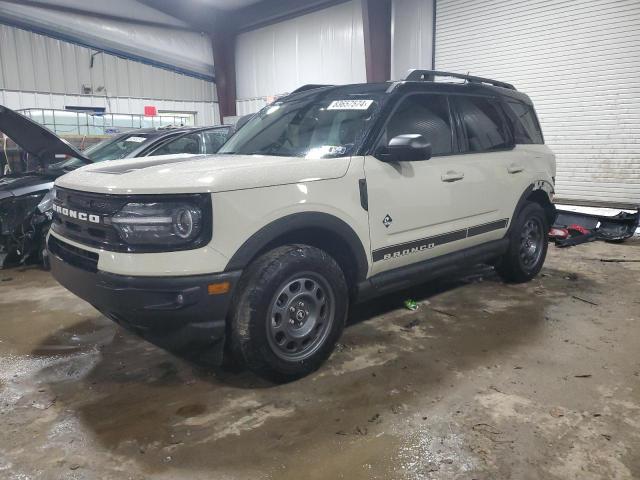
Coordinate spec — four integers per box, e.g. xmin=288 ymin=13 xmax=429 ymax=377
xmin=144 ymin=106 xmax=157 ymax=116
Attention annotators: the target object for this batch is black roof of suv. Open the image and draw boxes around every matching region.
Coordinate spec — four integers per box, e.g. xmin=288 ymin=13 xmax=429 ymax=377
xmin=282 ymin=70 xmax=533 ymax=106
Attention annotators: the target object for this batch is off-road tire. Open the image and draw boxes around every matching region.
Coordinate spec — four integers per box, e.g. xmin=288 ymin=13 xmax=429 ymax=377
xmin=230 ymin=245 xmax=348 ymax=382
xmin=495 ymin=202 xmax=549 ymax=283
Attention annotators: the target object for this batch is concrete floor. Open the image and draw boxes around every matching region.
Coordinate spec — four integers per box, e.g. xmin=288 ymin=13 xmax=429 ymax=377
xmin=0 ymin=239 xmax=639 ymax=480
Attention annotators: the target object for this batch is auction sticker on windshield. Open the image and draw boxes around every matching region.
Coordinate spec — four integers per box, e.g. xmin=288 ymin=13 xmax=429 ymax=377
xmin=327 ymin=100 xmax=374 ymax=110
xmin=125 ymin=136 xmax=147 ymax=143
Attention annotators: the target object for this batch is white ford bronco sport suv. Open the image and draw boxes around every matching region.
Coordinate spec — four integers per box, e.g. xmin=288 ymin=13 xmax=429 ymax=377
xmin=48 ymin=70 xmax=556 ymax=381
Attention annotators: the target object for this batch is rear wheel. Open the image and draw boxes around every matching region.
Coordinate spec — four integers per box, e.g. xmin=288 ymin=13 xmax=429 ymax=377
xmin=495 ymin=202 xmax=549 ymax=283
xmin=230 ymin=245 xmax=348 ymax=382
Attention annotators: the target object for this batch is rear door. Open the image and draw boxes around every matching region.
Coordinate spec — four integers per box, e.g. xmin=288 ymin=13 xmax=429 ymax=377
xmin=451 ymin=95 xmax=528 ymax=229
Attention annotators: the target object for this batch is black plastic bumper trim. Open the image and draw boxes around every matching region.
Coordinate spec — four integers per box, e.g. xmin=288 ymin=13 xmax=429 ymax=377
xmin=48 ymin=244 xmax=241 ymax=354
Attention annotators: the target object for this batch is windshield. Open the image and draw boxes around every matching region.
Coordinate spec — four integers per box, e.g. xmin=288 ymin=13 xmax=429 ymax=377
xmin=83 ymin=134 xmax=152 ymax=161
xmin=219 ymin=96 xmax=379 ymax=158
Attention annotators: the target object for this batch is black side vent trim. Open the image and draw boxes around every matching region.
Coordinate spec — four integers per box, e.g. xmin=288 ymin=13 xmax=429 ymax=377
xmin=358 ymin=179 xmax=368 ymax=211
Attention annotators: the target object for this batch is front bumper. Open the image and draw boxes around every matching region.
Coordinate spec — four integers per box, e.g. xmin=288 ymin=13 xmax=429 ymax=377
xmin=47 ymin=235 xmax=241 ymax=361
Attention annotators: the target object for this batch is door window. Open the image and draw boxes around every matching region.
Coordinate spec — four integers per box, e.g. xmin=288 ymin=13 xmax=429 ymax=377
xmin=454 ymin=96 xmax=511 ymax=152
xmin=150 ymin=133 xmax=202 ymax=156
xmin=382 ymin=94 xmax=453 ymax=155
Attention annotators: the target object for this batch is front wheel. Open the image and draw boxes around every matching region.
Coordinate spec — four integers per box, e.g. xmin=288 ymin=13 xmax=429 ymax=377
xmin=230 ymin=245 xmax=348 ymax=382
xmin=495 ymin=202 xmax=549 ymax=283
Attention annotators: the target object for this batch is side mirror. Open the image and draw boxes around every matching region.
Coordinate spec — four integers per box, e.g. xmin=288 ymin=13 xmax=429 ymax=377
xmin=375 ymin=134 xmax=432 ymax=162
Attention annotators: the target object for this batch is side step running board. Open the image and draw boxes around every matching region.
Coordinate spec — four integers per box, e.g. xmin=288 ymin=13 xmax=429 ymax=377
xmin=356 ymin=239 xmax=509 ymax=302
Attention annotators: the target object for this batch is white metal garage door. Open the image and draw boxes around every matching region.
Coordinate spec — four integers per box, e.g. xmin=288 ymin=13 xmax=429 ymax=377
xmin=435 ymin=0 xmax=640 ymax=207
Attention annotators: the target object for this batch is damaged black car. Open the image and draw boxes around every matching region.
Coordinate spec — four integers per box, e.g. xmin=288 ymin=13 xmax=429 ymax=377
xmin=0 ymin=105 xmax=91 ymax=269
xmin=0 ymin=105 xmax=234 ymax=269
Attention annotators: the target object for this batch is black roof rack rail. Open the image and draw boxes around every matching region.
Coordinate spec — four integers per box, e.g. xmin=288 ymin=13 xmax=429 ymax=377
xmin=289 ymin=84 xmax=334 ymax=94
xmin=403 ymin=69 xmax=516 ymax=90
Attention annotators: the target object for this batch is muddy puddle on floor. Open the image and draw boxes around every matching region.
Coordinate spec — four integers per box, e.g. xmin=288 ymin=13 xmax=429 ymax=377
xmin=1 ymin=241 xmax=639 ymax=479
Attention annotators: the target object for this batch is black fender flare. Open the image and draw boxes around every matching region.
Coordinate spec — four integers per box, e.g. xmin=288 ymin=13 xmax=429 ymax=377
xmin=507 ymin=181 xmax=556 ymax=235
xmin=224 ymin=212 xmax=369 ymax=281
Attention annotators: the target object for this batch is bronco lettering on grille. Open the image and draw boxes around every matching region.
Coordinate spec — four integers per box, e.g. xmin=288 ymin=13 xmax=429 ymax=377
xmin=53 ymin=204 xmax=100 ymax=224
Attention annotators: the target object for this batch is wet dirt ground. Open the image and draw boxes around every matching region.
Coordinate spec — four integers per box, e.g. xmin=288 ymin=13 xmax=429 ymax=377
xmin=0 ymin=239 xmax=639 ymax=479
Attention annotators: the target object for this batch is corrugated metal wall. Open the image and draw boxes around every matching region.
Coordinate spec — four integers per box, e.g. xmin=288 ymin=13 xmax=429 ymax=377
xmin=435 ymin=0 xmax=640 ymax=207
xmin=0 ymin=24 xmax=215 ymax=101
xmin=0 ymin=24 xmax=220 ymax=125
xmin=391 ymin=0 xmax=434 ymax=80
xmin=235 ymin=0 xmax=367 ymax=115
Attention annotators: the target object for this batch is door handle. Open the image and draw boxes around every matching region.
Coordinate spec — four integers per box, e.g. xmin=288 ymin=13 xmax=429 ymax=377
xmin=441 ymin=170 xmax=465 ymax=182
xmin=507 ymin=163 xmax=524 ymax=174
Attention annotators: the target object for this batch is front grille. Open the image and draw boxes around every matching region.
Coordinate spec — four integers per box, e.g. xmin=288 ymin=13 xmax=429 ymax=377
xmin=51 ymin=187 xmax=213 ymax=253
xmin=51 ymin=187 xmax=128 ymax=251
xmin=48 ymin=235 xmax=99 ymax=272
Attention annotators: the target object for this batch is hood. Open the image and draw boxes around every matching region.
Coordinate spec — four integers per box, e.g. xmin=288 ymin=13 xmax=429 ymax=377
xmin=0 ymin=105 xmax=91 ymax=164
xmin=0 ymin=174 xmax=54 ymax=201
xmin=55 ymin=153 xmax=351 ymax=194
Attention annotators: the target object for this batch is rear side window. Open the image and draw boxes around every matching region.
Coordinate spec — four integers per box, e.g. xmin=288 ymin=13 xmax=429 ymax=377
xmin=454 ymin=96 xmax=511 ymax=152
xmin=150 ymin=133 xmax=202 ymax=156
xmin=382 ymin=94 xmax=453 ymax=155
xmin=202 ymin=128 xmax=230 ymax=153
xmin=503 ymin=101 xmax=544 ymax=144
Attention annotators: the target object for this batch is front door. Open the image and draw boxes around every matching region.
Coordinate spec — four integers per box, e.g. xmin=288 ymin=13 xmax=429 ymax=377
xmin=365 ymin=93 xmax=509 ymax=275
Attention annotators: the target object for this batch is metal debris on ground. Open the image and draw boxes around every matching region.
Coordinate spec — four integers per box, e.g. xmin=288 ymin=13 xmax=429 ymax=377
xmin=550 ymin=207 xmax=640 ymax=248
xmin=571 ymin=295 xmax=598 ymax=306
xmin=429 ymin=307 xmax=456 ymax=317
xmin=600 ymin=258 xmax=640 ymax=263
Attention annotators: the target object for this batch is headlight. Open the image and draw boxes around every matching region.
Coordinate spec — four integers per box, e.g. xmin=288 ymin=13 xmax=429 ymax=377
xmin=111 ymin=201 xmax=204 ymax=246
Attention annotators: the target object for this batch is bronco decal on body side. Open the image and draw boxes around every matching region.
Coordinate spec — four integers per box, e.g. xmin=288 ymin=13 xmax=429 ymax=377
xmin=373 ymin=218 xmax=509 ymax=262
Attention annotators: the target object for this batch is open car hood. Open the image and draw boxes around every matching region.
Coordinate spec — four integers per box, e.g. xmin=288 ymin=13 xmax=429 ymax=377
xmin=0 ymin=105 xmax=91 ymax=164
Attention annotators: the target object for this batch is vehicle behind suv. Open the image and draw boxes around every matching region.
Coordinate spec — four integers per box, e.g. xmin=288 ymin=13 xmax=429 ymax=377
xmin=47 ymin=70 xmax=556 ymax=382
xmin=82 ymin=124 xmax=233 ymax=161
